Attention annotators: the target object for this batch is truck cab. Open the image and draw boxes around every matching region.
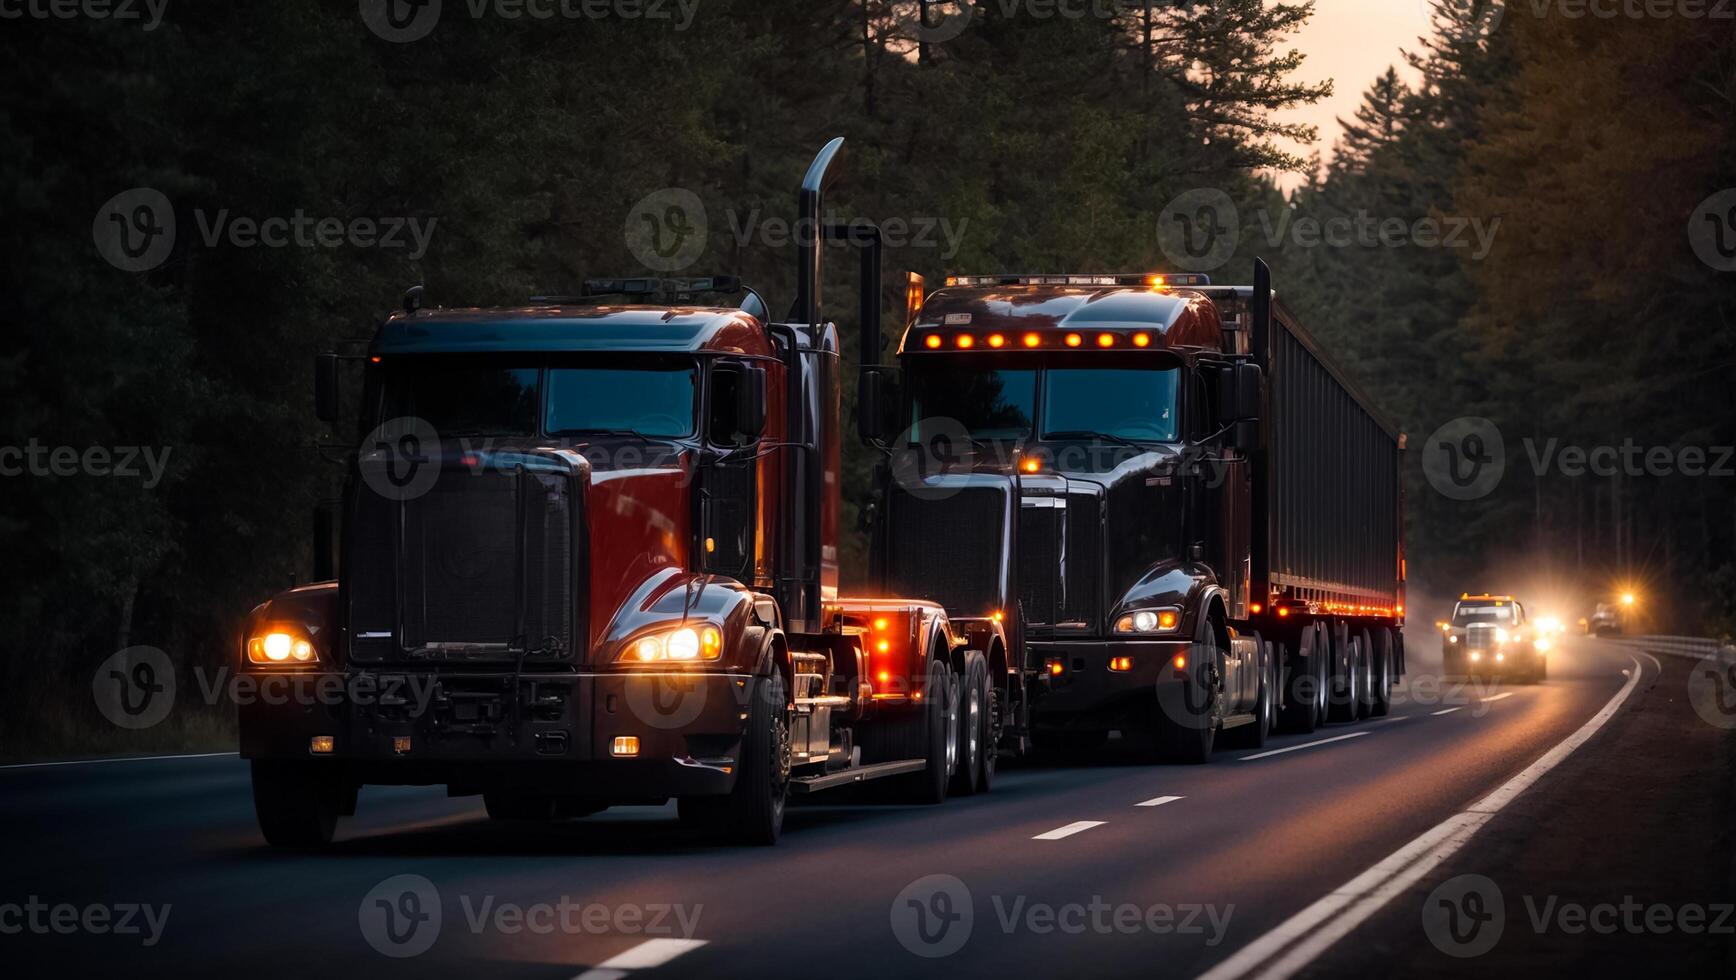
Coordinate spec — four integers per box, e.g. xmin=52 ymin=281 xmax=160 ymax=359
xmin=238 ymin=139 xmax=1001 ymax=849
xmin=1441 ymin=593 xmax=1549 ymax=682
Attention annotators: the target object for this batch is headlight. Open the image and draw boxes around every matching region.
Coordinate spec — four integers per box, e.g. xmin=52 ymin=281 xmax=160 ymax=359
xmin=247 ymin=627 xmax=318 ymax=665
xmin=1448 ymin=635 xmax=1459 ymax=644
xmin=1114 ymin=608 xmax=1181 ymax=635
xmin=1496 ymin=627 xmax=1510 ymax=644
xmin=1535 ymin=637 xmax=1552 ymax=652
xmin=617 ymin=625 xmax=724 ymax=664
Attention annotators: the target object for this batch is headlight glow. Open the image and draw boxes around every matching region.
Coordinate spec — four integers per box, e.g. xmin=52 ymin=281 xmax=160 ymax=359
xmin=619 ymin=625 xmax=723 ymax=664
xmin=247 ymin=627 xmax=318 ymax=665
xmin=1114 ymin=608 xmax=1181 ymax=635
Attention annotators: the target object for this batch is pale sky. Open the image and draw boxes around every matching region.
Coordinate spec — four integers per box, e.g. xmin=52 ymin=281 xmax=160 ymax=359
xmin=1273 ymin=0 xmax=1435 ymax=189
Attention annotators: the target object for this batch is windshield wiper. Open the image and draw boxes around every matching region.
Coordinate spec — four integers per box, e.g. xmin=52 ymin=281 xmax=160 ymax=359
xmin=1041 ymin=430 xmax=1159 ymax=452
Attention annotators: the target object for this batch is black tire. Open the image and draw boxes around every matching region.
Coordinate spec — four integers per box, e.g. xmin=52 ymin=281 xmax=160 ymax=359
xmin=252 ymin=760 xmax=340 ymax=849
xmin=1329 ymin=630 xmax=1363 ymax=723
xmin=1280 ymin=624 xmax=1326 ymax=734
xmin=681 ymin=670 xmax=790 ymax=844
xmin=1355 ymin=629 xmax=1378 ymax=720
xmin=1152 ymin=615 xmax=1219 ymax=764
xmin=1223 ymin=637 xmax=1271 ymax=750
xmin=1370 ymin=628 xmax=1394 ymax=717
xmin=483 ymin=792 xmax=558 ymax=821
xmin=1266 ymin=642 xmax=1286 ymax=736
xmin=951 ymin=652 xmax=991 ymax=796
xmin=978 ymin=678 xmax=1001 ymax=793
xmin=860 ymin=656 xmax=958 ymax=803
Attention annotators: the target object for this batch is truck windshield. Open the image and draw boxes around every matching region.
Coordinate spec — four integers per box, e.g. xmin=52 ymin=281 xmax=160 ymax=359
xmin=1042 ymin=368 xmax=1179 ymax=442
xmin=380 ymin=362 xmax=539 ymax=436
xmin=909 ymin=368 xmax=1037 ymax=440
xmin=1452 ymin=604 xmax=1516 ymax=626
xmin=546 ymin=366 xmax=696 ymax=438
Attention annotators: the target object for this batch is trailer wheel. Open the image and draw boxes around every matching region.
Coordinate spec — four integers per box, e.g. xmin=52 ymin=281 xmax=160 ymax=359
xmin=951 ymin=651 xmax=991 ymax=796
xmin=1329 ymin=631 xmax=1364 ymax=723
xmin=251 ymin=760 xmax=340 ymax=849
xmin=1370 ymin=629 xmax=1394 ymax=717
xmin=859 ymin=656 xmax=958 ymax=804
xmin=1355 ymin=629 xmax=1378 ymax=719
xmin=1151 ymin=615 xmax=1219 ymax=764
xmin=1280 ymin=624 xmax=1327 ymax=733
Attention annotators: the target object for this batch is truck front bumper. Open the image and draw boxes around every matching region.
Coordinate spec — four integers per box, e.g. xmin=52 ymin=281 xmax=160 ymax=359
xmin=1028 ymin=639 xmax=1189 ymax=720
xmin=237 ymin=669 xmax=759 ymax=801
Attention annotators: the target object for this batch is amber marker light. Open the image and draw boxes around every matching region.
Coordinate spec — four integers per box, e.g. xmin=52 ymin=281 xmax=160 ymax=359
xmin=956 ymin=334 xmax=975 ymax=349
xmin=1172 ymin=653 xmax=1187 ymax=671
xmin=1109 ymin=656 xmax=1133 ymax=672
xmin=1133 ymin=333 xmax=1151 ymax=348
xmin=874 ymin=617 xmax=889 ymax=631
xmin=1047 ymin=659 xmax=1065 ymax=677
xmin=925 ymin=334 xmax=943 ymax=349
xmin=1249 ymin=602 xmax=1263 ymax=614
xmin=1097 ymin=333 xmax=1116 ymax=348
xmin=1020 ymin=458 xmax=1042 ymax=474
xmin=1023 ymin=333 xmax=1042 ymax=348
xmin=988 ymin=334 xmax=1006 ymax=348
xmin=1148 ymin=275 xmax=1167 ymax=289
xmin=1277 ymin=607 xmax=1291 ymax=618
xmin=1064 ymin=333 xmax=1083 ymax=347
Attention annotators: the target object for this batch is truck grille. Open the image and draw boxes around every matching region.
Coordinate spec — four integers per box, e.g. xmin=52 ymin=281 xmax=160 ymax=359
xmin=349 ymin=466 xmax=577 ymax=663
xmin=884 ymin=485 xmax=1005 ymax=616
xmin=1019 ymin=492 xmax=1102 ymax=629
xmin=1465 ymin=624 xmax=1496 ymax=651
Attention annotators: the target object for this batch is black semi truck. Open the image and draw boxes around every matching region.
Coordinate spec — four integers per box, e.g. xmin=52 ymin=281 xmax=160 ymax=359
xmin=861 ymin=262 xmax=1407 ymax=762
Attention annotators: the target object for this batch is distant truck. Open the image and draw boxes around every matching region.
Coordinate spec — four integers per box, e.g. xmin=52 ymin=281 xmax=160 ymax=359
xmin=1588 ymin=602 xmax=1623 ymax=636
xmin=1440 ymin=593 xmax=1549 ymax=681
xmin=860 ymin=261 xmax=1408 ymax=762
xmin=237 ymin=138 xmax=1008 ymax=848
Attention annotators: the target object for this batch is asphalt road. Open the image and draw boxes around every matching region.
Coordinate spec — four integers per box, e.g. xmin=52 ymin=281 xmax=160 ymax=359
xmin=4 ymin=634 xmax=1666 ymax=979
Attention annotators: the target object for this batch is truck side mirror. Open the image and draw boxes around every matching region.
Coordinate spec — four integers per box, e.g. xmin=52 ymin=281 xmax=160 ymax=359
xmin=314 ymin=353 xmax=340 ymax=425
xmin=857 ymin=368 xmax=895 ymax=443
xmin=1216 ymin=362 xmax=1264 ymax=423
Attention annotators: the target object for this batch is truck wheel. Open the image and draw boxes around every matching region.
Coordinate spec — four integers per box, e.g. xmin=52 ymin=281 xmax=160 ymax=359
xmin=251 ymin=760 xmax=340 ymax=849
xmin=1280 ymin=624 xmax=1327 ymax=733
xmin=484 ymin=792 xmax=558 ymax=821
xmin=1152 ymin=616 xmax=1219 ymax=764
xmin=1224 ymin=638 xmax=1272 ymax=750
xmin=1355 ymin=629 xmax=1378 ymax=719
xmin=951 ymin=651 xmax=991 ymax=796
xmin=860 ymin=657 xmax=958 ymax=804
xmin=1370 ymin=628 xmax=1394 ymax=717
xmin=684 ymin=670 xmax=790 ymax=845
xmin=1329 ymin=632 xmax=1364 ymax=723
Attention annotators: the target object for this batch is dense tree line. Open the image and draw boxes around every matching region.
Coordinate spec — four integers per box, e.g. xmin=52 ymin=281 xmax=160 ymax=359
xmin=1 ymin=1 xmax=1730 ymax=755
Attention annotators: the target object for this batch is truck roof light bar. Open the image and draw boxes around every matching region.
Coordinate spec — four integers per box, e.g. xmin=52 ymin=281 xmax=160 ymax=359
xmin=942 ymin=273 xmax=1211 ymax=288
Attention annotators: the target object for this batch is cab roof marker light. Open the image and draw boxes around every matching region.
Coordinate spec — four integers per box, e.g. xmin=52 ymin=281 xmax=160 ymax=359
xmin=940 ymin=273 xmax=1212 ymax=288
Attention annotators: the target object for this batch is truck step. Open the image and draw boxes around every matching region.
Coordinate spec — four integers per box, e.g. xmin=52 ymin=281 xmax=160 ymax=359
xmin=788 ymin=759 xmax=925 ymax=794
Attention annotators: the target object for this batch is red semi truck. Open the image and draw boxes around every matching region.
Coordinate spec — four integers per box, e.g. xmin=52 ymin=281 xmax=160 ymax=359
xmin=238 ymin=138 xmax=1009 ymax=847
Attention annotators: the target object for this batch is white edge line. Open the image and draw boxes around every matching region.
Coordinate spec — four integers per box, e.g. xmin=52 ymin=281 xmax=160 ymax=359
xmin=1196 ymin=656 xmax=1645 ymax=980
xmin=1431 ymin=707 xmax=1462 ymax=716
xmin=0 ymin=751 xmax=238 ymax=771
xmin=1033 ymin=820 xmax=1107 ymax=840
xmin=1480 ymin=692 xmax=1514 ymax=703
xmin=574 ymin=938 xmax=708 ymax=978
xmin=1136 ymin=795 xmax=1185 ymax=808
xmin=1238 ymin=731 xmax=1368 ymax=762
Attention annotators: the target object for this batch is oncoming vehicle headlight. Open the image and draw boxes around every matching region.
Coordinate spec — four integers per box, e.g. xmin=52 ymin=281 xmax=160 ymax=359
xmin=1495 ymin=627 xmax=1510 ymax=644
xmin=618 ymin=625 xmax=724 ymax=664
xmin=247 ymin=627 xmax=318 ymax=665
xmin=1113 ymin=608 xmax=1182 ymax=635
